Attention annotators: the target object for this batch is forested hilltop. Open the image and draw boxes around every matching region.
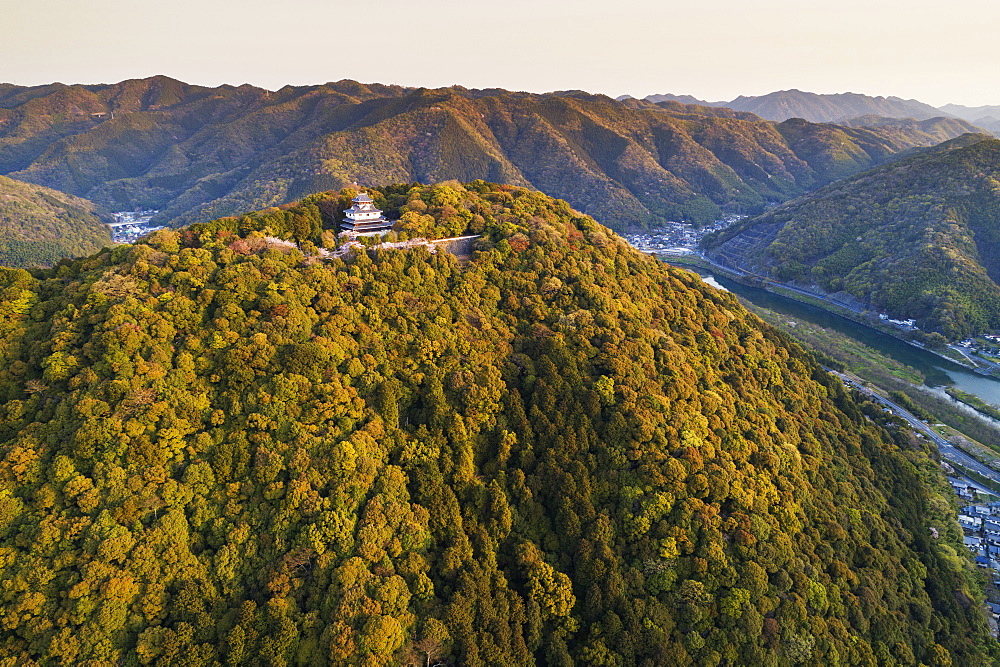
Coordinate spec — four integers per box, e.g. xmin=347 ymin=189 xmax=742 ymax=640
xmin=0 ymin=181 xmax=994 ymax=665
xmin=0 ymin=174 xmax=111 ymax=267
xmin=705 ymin=136 xmax=1000 ymax=338
xmin=0 ymin=76 xmax=982 ymax=230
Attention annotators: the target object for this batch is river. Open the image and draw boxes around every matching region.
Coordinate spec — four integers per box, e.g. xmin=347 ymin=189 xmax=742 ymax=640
xmin=685 ymin=267 xmax=1000 ymax=408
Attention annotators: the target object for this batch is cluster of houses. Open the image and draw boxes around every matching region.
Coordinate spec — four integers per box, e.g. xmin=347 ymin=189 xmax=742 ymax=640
xmin=953 ymin=335 xmax=1000 ymax=375
xmin=877 ymin=313 xmax=918 ymax=330
xmin=110 ymin=210 xmax=162 ymax=244
xmin=956 ymin=491 xmax=1000 ymax=571
xmin=625 ymin=215 xmax=745 ymax=256
xmin=958 ymin=335 xmax=1000 ymax=356
xmin=953 ymin=481 xmax=1000 ymax=629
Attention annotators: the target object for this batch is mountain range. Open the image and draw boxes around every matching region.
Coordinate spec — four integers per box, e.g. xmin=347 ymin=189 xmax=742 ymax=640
xmin=0 ymin=180 xmax=992 ymax=664
xmin=705 ymin=136 xmax=1000 ymax=338
xmin=0 ymin=76 xmax=983 ymax=232
xmin=630 ymin=89 xmax=1000 ymax=129
xmin=940 ymin=104 xmax=1000 ymax=133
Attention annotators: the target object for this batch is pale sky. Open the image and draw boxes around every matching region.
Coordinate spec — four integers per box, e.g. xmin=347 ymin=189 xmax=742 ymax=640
xmin=4 ymin=0 xmax=1000 ymax=107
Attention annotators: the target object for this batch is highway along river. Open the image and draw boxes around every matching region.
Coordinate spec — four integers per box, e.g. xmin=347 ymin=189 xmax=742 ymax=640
xmin=683 ymin=267 xmax=1000 ymax=409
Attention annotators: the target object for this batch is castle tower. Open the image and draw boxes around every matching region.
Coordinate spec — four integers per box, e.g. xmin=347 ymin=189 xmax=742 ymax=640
xmin=340 ymin=192 xmax=393 ymax=235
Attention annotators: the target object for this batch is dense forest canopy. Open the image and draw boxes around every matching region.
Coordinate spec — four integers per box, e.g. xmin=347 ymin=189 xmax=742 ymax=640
xmin=705 ymin=136 xmax=1000 ymax=338
xmin=0 ymin=76 xmax=983 ymax=230
xmin=0 ymin=174 xmax=111 ymax=267
xmin=0 ymin=181 xmax=994 ymax=665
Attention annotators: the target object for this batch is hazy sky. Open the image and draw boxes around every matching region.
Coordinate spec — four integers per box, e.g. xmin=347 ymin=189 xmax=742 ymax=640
xmin=5 ymin=0 xmax=1000 ymax=106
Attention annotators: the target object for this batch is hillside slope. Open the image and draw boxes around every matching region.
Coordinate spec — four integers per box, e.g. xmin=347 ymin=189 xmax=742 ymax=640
xmin=0 ymin=174 xmax=111 ymax=267
xmin=0 ymin=77 xmax=980 ymax=230
xmin=0 ymin=181 xmax=993 ymax=665
xmin=705 ymin=137 xmax=1000 ymax=337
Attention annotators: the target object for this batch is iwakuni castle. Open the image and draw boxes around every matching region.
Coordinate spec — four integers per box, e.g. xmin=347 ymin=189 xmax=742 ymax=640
xmin=340 ymin=192 xmax=394 ymax=235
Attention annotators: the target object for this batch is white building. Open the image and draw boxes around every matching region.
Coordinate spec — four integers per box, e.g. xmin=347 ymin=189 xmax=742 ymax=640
xmin=340 ymin=193 xmax=393 ymax=235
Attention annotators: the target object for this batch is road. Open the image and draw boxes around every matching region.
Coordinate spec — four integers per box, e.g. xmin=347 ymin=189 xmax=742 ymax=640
xmin=828 ymin=368 xmax=1000 ymax=487
xmin=671 ymin=250 xmax=868 ymax=316
xmin=950 ymin=344 xmax=1000 ymax=375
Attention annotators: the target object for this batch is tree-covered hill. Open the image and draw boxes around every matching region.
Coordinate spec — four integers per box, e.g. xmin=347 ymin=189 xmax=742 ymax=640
xmin=0 ymin=181 xmax=993 ymax=665
xmin=0 ymin=76 xmax=981 ymax=230
xmin=705 ymin=136 xmax=1000 ymax=338
xmin=0 ymin=174 xmax=111 ymax=267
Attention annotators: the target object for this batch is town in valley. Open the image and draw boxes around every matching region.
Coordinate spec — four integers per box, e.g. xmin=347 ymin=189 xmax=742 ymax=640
xmin=110 ymin=209 xmax=164 ymax=243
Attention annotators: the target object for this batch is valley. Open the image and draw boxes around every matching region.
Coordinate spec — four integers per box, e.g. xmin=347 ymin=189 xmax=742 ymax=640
xmin=703 ymin=136 xmax=1000 ymax=339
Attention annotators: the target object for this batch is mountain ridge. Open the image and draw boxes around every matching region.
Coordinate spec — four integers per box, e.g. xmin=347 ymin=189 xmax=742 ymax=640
xmin=0 ymin=77 xmax=982 ymax=231
xmin=725 ymin=89 xmax=946 ymax=123
xmin=634 ymin=88 xmax=981 ymax=125
xmin=940 ymin=103 xmax=1000 ymax=134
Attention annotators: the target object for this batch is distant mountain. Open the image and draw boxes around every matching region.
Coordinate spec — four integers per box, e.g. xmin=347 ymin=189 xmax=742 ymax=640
xmin=640 ymin=93 xmax=721 ymax=106
xmin=636 ymin=89 xmax=959 ymax=124
xmin=0 ymin=174 xmax=110 ymax=267
xmin=975 ymin=117 xmax=1000 ymax=133
xmin=721 ymin=90 xmax=946 ymax=123
xmin=940 ymin=104 xmax=1000 ymax=133
xmin=0 ymin=77 xmax=978 ymax=230
xmin=940 ymin=103 xmax=1000 ymax=120
xmin=704 ymin=136 xmax=1000 ymax=337
xmin=837 ymin=115 xmax=985 ymax=143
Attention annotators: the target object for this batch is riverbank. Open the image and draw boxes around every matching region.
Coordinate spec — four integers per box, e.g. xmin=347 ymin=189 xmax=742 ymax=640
xmin=660 ymin=252 xmax=995 ymax=376
xmin=948 ymin=387 xmax=1000 ymax=422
